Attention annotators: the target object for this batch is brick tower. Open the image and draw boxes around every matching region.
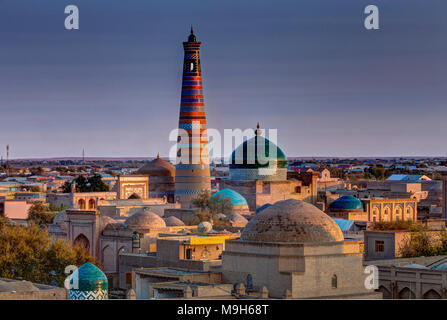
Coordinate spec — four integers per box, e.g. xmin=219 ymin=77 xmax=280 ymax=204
xmin=174 ymin=27 xmax=211 ymax=208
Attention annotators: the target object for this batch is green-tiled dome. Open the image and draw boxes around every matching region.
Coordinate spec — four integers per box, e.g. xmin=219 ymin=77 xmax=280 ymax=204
xmin=212 ymin=189 xmax=248 ymax=206
xmin=230 ymin=135 xmax=287 ymax=169
xmin=330 ymin=195 xmax=364 ymax=211
xmin=70 ymin=262 xmax=108 ymax=292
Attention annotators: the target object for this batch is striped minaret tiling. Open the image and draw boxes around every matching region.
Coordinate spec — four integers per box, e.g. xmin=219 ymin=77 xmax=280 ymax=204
xmin=174 ymin=27 xmax=211 ymax=208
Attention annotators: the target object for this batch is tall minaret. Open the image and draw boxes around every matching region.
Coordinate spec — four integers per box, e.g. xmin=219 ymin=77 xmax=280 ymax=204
xmin=174 ymin=27 xmax=211 ymax=208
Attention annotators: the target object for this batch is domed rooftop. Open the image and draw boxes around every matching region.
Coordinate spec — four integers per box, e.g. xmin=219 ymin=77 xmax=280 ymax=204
xmin=256 ymin=203 xmax=272 ymax=214
xmin=136 ymin=154 xmax=175 ymax=177
xmin=197 ymin=221 xmax=212 ymax=233
xmin=188 ymin=26 xmax=197 ymax=42
xmin=226 ymin=212 xmax=248 ymax=226
xmin=100 ymin=216 xmax=117 ymax=230
xmin=241 ymin=199 xmax=344 ymax=243
xmin=330 ymin=195 xmax=364 ymax=211
xmin=212 ymin=189 xmax=248 ymax=206
xmin=52 ymin=210 xmax=68 ymax=231
xmin=431 ymin=263 xmax=447 ymax=271
xmin=124 ymin=209 xmax=166 ymax=230
xmin=69 ymin=263 xmax=108 ymax=292
xmin=164 ymin=216 xmax=185 ymax=227
xmin=230 ymin=124 xmax=287 ymax=170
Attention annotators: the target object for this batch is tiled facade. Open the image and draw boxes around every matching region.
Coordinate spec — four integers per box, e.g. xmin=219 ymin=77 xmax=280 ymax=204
xmin=174 ymin=28 xmax=211 ymax=208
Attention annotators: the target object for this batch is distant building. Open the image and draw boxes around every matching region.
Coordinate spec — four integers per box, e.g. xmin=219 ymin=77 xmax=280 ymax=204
xmin=114 ymin=175 xmax=149 ymax=200
xmin=47 ymin=191 xmax=117 ymax=210
xmin=386 ymin=174 xmax=431 ymax=182
xmin=364 ymin=229 xmax=442 ymax=261
xmin=326 ymin=195 xmax=417 ymax=223
xmin=136 ymin=155 xmax=175 ymax=202
xmin=375 ymin=259 xmax=447 ymax=299
xmin=132 ymin=268 xmax=227 ymax=299
xmin=0 ymin=199 xmax=32 ymax=223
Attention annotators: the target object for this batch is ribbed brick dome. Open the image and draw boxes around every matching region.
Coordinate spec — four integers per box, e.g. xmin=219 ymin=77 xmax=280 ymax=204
xmin=124 ymin=209 xmax=166 ymax=230
xmin=241 ymin=199 xmax=344 ymax=243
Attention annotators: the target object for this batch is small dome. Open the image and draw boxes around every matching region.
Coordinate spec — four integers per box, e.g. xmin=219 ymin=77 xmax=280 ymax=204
xmin=212 ymin=189 xmax=248 ymax=206
xmin=100 ymin=216 xmax=117 ymax=230
xmin=431 ymin=263 xmax=447 ymax=271
xmin=69 ymin=263 xmax=108 ymax=292
xmin=124 ymin=209 xmax=166 ymax=230
xmin=226 ymin=212 xmax=248 ymax=226
xmin=104 ymin=222 xmax=124 ymax=231
xmin=256 ymin=203 xmax=272 ymax=214
xmin=136 ymin=156 xmax=175 ymax=177
xmin=330 ymin=195 xmax=364 ymax=211
xmin=53 ymin=210 xmax=67 ymax=225
xmin=241 ymin=199 xmax=344 ymax=243
xmin=197 ymin=221 xmax=212 ymax=233
xmin=164 ymin=216 xmax=185 ymax=227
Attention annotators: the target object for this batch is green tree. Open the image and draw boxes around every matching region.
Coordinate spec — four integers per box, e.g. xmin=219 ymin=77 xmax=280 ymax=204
xmin=48 ymin=203 xmax=66 ymax=212
xmin=61 ymin=181 xmax=72 ymax=193
xmin=0 ymin=217 xmax=98 ymax=286
xmin=399 ymin=229 xmax=437 ymax=258
xmin=61 ymin=175 xmax=109 ymax=193
xmin=86 ymin=175 xmax=109 ymax=192
xmin=27 ymin=203 xmax=57 ymax=226
xmin=207 ymin=194 xmax=233 ymax=215
xmin=30 ymin=186 xmax=41 ymax=192
xmin=192 ymin=190 xmax=233 ymax=215
xmin=192 ymin=190 xmax=212 ymax=210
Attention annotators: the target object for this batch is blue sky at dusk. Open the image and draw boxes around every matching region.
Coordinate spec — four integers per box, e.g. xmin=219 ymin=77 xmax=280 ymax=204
xmin=0 ymin=0 xmax=446 ymax=158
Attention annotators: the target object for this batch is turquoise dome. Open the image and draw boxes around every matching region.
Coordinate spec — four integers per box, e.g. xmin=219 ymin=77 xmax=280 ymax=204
xmin=70 ymin=262 xmax=108 ymax=292
xmin=230 ymin=135 xmax=287 ymax=169
xmin=330 ymin=195 xmax=364 ymax=210
xmin=212 ymin=189 xmax=248 ymax=206
xmin=431 ymin=263 xmax=447 ymax=271
xmin=256 ymin=203 xmax=272 ymax=214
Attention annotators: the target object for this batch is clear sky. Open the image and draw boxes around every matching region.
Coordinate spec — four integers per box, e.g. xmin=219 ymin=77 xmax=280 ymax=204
xmin=0 ymin=0 xmax=446 ymax=159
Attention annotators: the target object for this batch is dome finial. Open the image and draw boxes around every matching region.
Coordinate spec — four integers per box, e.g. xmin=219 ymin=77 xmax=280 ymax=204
xmin=188 ymin=26 xmax=197 ymax=42
xmin=255 ymin=122 xmax=262 ymax=136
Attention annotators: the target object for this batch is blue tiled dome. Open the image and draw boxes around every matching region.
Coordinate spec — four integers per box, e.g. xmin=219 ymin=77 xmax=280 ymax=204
xmin=212 ymin=189 xmax=248 ymax=206
xmin=330 ymin=195 xmax=363 ymax=210
xmin=431 ymin=263 xmax=447 ymax=271
xmin=70 ymin=262 xmax=108 ymax=292
xmin=256 ymin=203 xmax=272 ymax=214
